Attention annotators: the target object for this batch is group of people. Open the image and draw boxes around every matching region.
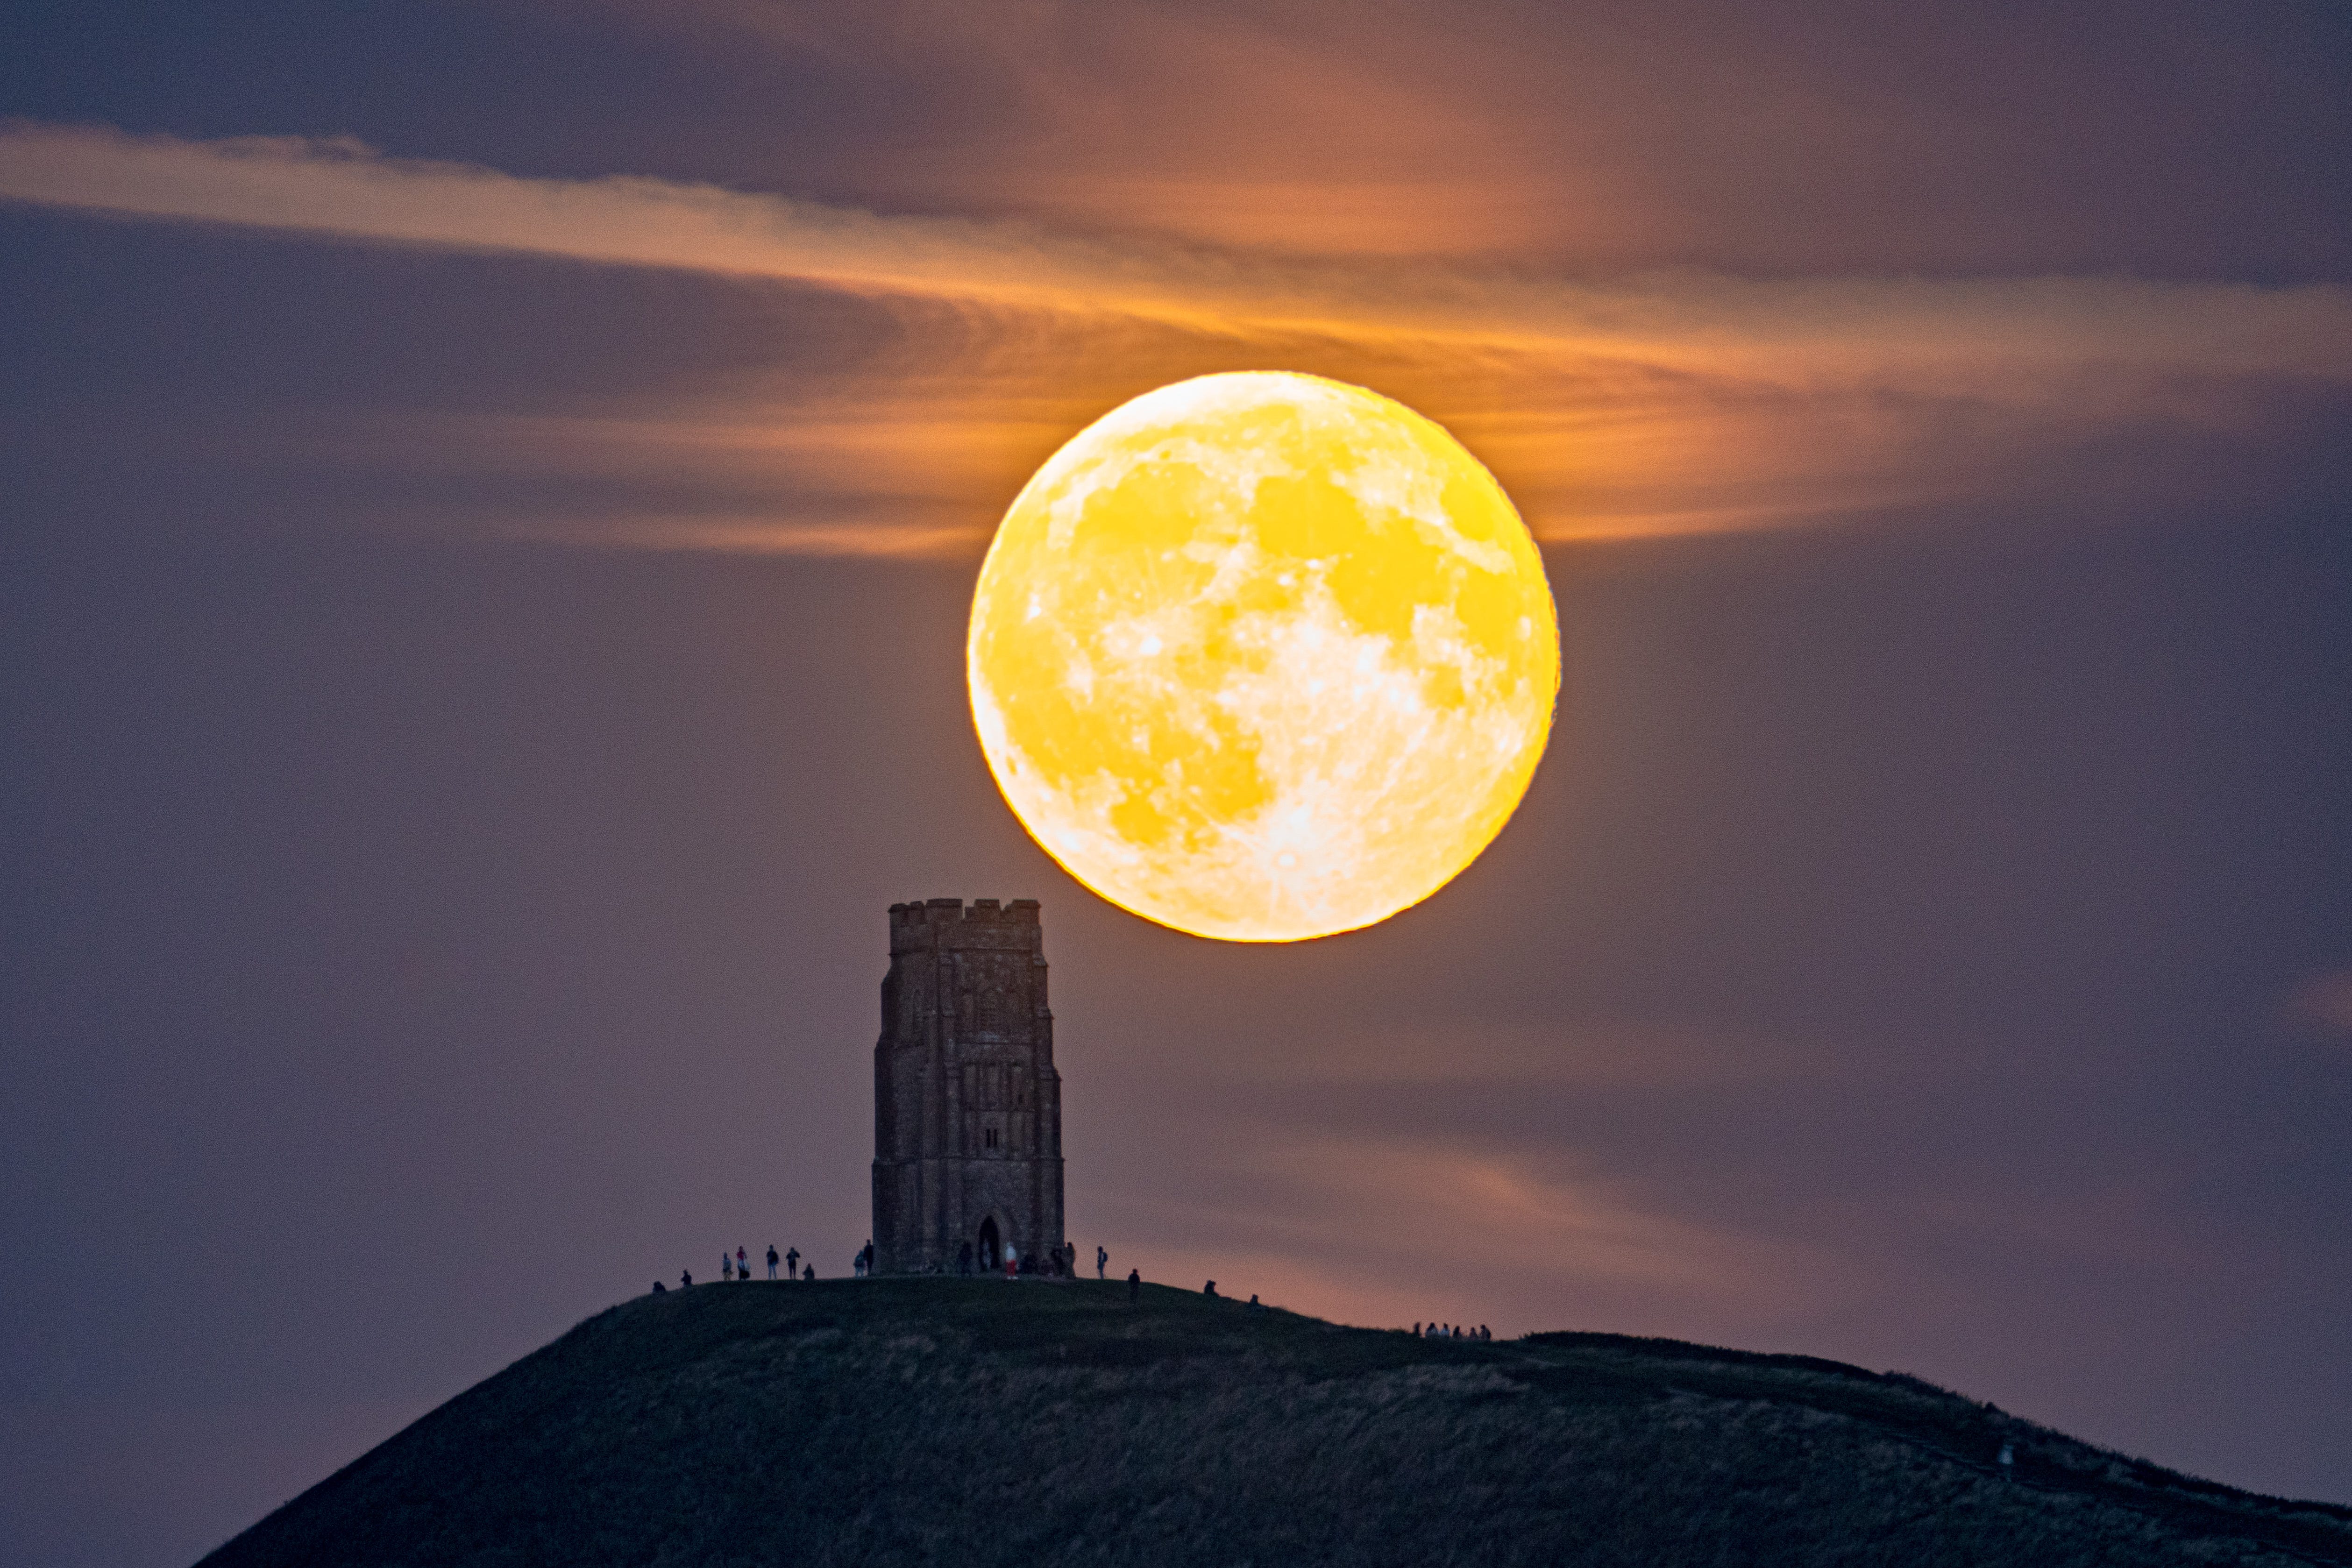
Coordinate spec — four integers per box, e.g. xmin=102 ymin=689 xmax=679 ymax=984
xmin=1414 ymin=1321 xmax=1492 ymax=1341
xmin=656 ymin=1238 xmax=1121 ymax=1292
xmin=649 ymin=1248 xmax=1497 ymax=1338
xmin=725 ymin=1243 xmax=813 ymax=1282
xmin=951 ymin=1239 xmax=1086 ymax=1278
xmin=647 ymin=1240 xmax=1499 ymax=1344
xmin=647 ymin=1246 xmax=1492 ymax=1342
xmin=651 ymin=1244 xmax=814 ymax=1293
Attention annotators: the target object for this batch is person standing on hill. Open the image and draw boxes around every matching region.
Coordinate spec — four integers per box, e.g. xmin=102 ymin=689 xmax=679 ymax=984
xmin=681 ymin=1270 xmax=692 ymax=1288
xmin=766 ymin=1245 xmax=778 ymax=1280
xmin=786 ymin=1247 xmax=799 ymax=1278
xmin=1096 ymin=1245 xmax=1107 ymax=1280
xmin=736 ymin=1246 xmax=748 ymax=1281
xmin=1127 ymin=1267 xmax=1141 ymax=1305
xmin=803 ymin=1263 xmax=814 ymax=1281
xmin=720 ymin=1252 xmax=732 ymax=1282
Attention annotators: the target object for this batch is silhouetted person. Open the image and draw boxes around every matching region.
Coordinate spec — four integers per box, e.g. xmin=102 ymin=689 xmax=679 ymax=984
xmin=652 ymin=1280 xmax=666 ymax=1294
xmin=766 ymin=1245 xmax=779 ymax=1280
xmin=1096 ymin=1245 xmax=1108 ymax=1280
xmin=803 ymin=1263 xmax=814 ymax=1281
xmin=1248 ymin=1293 xmax=1263 ymax=1313
xmin=1203 ymin=1280 xmax=1217 ymax=1298
xmin=1127 ymin=1267 xmax=1140 ymax=1304
xmin=786 ymin=1247 xmax=800 ymax=1278
xmin=720 ymin=1253 xmax=732 ymax=1282
xmin=682 ymin=1270 xmax=692 ymax=1288
xmin=736 ymin=1246 xmax=748 ymax=1280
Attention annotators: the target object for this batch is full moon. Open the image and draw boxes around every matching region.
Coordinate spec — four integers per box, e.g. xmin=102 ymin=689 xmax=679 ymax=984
xmin=967 ymin=371 xmax=1559 ymax=942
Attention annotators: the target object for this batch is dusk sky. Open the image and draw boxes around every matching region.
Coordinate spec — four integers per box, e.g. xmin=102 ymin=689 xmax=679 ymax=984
xmin=5 ymin=4 xmax=2352 ymax=1564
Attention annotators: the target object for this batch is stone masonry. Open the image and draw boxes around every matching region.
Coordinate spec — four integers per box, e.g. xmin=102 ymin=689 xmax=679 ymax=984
xmin=871 ymin=898 xmax=1065 ymax=1275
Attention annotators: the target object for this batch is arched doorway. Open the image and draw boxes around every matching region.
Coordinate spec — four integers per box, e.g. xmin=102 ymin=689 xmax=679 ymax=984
xmin=977 ymin=1216 xmax=1001 ymax=1270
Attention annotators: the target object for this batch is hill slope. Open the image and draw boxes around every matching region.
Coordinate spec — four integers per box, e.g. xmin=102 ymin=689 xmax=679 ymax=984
xmin=199 ymin=1279 xmax=2352 ymax=1567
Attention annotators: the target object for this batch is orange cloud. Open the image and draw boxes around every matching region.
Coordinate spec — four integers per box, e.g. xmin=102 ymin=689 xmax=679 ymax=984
xmin=7 ymin=123 xmax=2344 ymax=373
xmin=5 ymin=120 xmax=2346 ymax=554
xmin=620 ymin=0 xmax=1592 ymax=262
xmin=1086 ymin=1131 xmax=1843 ymax=1337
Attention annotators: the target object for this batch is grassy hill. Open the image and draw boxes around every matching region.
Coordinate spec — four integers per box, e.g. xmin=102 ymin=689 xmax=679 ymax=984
xmin=198 ymin=1278 xmax=2352 ymax=1567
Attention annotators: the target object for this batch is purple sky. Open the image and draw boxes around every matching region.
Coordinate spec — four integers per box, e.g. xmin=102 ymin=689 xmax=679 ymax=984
xmin=4 ymin=4 xmax=2351 ymax=1564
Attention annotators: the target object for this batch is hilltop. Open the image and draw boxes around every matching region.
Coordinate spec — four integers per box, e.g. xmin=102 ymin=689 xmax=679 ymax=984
xmin=198 ymin=1279 xmax=2352 ymax=1567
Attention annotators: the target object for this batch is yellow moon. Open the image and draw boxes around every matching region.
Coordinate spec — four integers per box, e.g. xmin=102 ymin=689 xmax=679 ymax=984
xmin=967 ymin=371 xmax=1559 ymax=942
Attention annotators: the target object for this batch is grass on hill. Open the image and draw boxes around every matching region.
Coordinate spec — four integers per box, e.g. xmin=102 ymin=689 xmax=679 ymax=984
xmin=198 ymin=1278 xmax=2352 ymax=1568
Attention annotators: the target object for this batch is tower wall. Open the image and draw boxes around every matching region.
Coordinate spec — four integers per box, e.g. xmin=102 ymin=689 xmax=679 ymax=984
xmin=871 ymin=897 xmax=1064 ymax=1274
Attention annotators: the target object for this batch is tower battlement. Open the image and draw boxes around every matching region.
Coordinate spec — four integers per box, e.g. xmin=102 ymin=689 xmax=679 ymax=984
xmin=888 ymin=897 xmax=1045 ymax=957
xmin=871 ymin=898 xmax=1063 ymax=1275
xmin=888 ymin=897 xmax=1041 ymax=925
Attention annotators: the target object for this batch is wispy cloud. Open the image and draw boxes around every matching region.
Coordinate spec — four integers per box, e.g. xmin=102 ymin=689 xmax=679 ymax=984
xmin=1090 ymin=1130 xmax=1843 ymax=1336
xmin=494 ymin=514 xmax=993 ymax=559
xmin=607 ymin=0 xmax=2352 ymax=282
xmin=8 ymin=122 xmax=2346 ymax=372
xmin=7 ymin=119 xmax=2348 ymax=554
xmin=1230 ymin=1018 xmax=1823 ymax=1087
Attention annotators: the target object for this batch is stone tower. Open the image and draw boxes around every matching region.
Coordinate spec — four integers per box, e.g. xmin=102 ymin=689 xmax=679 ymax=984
xmin=872 ymin=897 xmax=1064 ymax=1275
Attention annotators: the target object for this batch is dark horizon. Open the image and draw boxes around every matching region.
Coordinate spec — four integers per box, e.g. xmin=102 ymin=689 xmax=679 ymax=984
xmin=4 ymin=5 xmax=2350 ymax=1565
